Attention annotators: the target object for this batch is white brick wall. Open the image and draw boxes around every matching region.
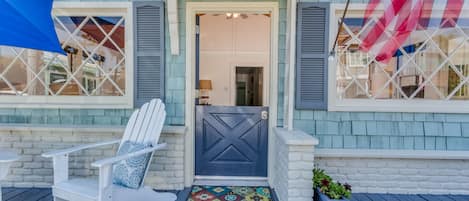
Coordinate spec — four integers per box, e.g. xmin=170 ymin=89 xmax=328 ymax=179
xmin=0 ymin=125 xmax=186 ymax=190
xmin=316 ymin=157 xmax=469 ymax=195
xmin=272 ymin=128 xmax=318 ymax=201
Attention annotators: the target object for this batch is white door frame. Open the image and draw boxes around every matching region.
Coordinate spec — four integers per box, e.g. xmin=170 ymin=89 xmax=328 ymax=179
xmin=185 ymin=2 xmax=279 ymax=186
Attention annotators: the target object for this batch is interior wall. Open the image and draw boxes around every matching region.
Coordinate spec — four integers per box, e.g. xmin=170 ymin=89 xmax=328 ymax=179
xmin=199 ymin=13 xmax=271 ymax=106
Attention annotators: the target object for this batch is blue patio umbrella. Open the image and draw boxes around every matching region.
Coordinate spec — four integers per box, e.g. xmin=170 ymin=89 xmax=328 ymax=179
xmin=0 ymin=0 xmax=65 ymax=54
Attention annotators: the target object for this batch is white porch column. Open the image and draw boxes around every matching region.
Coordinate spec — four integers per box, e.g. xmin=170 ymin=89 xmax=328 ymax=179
xmin=272 ymin=128 xmax=319 ymax=201
xmin=284 ymin=0 xmax=298 ymax=130
xmin=167 ymin=0 xmax=179 ymax=55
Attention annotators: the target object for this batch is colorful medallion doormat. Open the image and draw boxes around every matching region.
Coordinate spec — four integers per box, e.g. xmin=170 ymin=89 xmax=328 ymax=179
xmin=188 ymin=185 xmax=272 ymax=201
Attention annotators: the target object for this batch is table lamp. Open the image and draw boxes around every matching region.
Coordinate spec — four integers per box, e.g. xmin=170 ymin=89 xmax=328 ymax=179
xmin=199 ymin=80 xmax=212 ymax=105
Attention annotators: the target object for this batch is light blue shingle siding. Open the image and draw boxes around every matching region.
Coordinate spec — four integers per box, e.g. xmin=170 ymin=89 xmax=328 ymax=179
xmin=443 ymin=123 xmax=462 ymax=137
xmin=343 ymin=136 xmax=357 ymax=148
xmin=389 ymin=137 xmax=403 ymax=149
xmin=332 ymin=136 xmax=344 ymax=148
xmin=462 ymin=123 xmax=469 ymax=137
xmin=338 ymin=121 xmax=351 ymax=135
xmin=447 ymin=137 xmax=469 ymax=150
xmin=351 ymin=121 xmax=367 ymax=135
xmin=435 ymin=137 xmax=447 ymax=150
xmin=370 ymin=136 xmax=390 ymax=149
xmin=424 ymin=122 xmax=444 ymax=136
xmin=414 ymin=137 xmax=425 ymax=150
xmin=0 ymin=108 xmax=134 ymax=126
xmin=403 ymin=137 xmax=415 ymax=150
xmin=424 ymin=137 xmax=436 ymax=150
xmin=295 ymin=110 xmax=469 ymax=151
xmin=316 ymin=121 xmax=339 ymax=135
xmin=356 ymin=136 xmax=370 ymax=149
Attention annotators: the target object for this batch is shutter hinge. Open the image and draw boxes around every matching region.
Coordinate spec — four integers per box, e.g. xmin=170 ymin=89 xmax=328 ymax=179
xmin=195 ymin=25 xmax=200 ymax=34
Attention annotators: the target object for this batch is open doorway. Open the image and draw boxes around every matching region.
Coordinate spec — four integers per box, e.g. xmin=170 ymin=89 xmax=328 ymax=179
xmin=236 ymin=66 xmax=263 ymax=106
xmin=194 ymin=12 xmax=271 ymax=178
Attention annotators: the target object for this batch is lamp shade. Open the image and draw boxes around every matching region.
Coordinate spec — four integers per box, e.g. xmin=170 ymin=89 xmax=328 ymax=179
xmin=199 ymin=80 xmax=212 ymax=90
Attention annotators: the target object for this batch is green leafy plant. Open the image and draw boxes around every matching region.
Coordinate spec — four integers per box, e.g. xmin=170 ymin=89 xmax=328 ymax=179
xmin=313 ymin=168 xmax=352 ymax=200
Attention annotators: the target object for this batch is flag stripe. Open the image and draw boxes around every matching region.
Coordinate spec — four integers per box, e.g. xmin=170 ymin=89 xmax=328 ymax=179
xmin=418 ymin=0 xmax=434 ymax=29
xmin=375 ymin=0 xmax=424 ymax=63
xmin=360 ymin=0 xmax=408 ymax=52
xmin=441 ymin=0 xmax=463 ymax=27
xmin=361 ymin=0 xmax=466 ymax=64
xmin=427 ymin=0 xmax=447 ymax=28
xmin=393 ymin=0 xmax=413 ymax=32
xmin=363 ymin=0 xmax=381 ymax=25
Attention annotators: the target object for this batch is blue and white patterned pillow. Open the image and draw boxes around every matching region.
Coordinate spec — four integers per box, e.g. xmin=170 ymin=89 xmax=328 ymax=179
xmin=112 ymin=141 xmax=152 ymax=189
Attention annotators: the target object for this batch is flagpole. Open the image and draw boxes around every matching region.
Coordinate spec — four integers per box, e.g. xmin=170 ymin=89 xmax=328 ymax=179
xmin=330 ymin=0 xmax=351 ymax=59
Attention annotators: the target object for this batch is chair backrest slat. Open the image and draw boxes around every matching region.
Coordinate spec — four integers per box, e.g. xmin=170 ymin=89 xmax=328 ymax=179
xmin=121 ymin=109 xmax=140 ymax=149
xmin=127 ymin=103 xmax=149 ymax=142
xmin=135 ymin=100 xmax=156 ymax=143
xmin=138 ymin=99 xmax=162 ymax=144
xmin=148 ymin=105 xmax=165 ymax=144
xmin=120 ymin=99 xmax=166 ymax=148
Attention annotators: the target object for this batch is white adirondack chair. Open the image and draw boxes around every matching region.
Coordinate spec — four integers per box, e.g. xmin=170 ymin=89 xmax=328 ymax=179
xmin=42 ymin=99 xmax=177 ymax=201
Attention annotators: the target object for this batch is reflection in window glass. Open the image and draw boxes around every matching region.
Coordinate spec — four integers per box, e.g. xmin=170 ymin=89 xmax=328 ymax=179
xmin=337 ymin=15 xmax=469 ymax=101
xmin=0 ymin=15 xmax=126 ymax=96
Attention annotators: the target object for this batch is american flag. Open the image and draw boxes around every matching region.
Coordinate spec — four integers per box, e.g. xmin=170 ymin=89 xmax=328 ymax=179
xmin=359 ymin=0 xmax=468 ymax=63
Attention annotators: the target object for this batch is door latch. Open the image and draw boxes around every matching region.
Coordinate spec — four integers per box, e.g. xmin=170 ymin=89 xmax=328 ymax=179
xmin=261 ymin=111 xmax=269 ymax=120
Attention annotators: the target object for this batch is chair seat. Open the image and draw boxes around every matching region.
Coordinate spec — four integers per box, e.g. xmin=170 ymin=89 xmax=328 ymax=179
xmin=53 ymin=178 xmax=177 ymax=201
xmin=53 ymin=178 xmax=99 ymax=201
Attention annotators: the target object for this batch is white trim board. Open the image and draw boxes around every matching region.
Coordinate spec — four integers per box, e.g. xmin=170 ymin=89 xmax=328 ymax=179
xmin=0 ymin=124 xmax=187 ymax=135
xmin=167 ymin=0 xmax=179 ymax=55
xmin=185 ymin=2 xmax=279 ymax=188
xmin=316 ymin=149 xmax=469 ymax=160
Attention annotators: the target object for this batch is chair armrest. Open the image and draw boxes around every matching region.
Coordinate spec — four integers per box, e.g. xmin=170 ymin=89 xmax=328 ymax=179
xmin=91 ymin=143 xmax=167 ymax=168
xmin=42 ymin=139 xmax=121 ymax=158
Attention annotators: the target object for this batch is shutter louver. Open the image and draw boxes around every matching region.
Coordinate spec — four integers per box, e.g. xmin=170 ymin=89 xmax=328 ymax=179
xmin=134 ymin=1 xmax=165 ymax=107
xmin=296 ymin=3 xmax=329 ymax=110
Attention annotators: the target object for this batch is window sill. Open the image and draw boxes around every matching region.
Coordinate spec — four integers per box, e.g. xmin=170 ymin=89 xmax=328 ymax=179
xmin=0 ymin=96 xmax=133 ymax=109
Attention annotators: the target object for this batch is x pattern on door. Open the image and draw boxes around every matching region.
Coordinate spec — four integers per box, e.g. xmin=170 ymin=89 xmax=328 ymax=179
xmin=196 ymin=106 xmax=268 ymax=177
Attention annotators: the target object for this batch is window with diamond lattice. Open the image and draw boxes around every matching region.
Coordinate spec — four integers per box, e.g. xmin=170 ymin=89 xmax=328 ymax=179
xmin=336 ymin=11 xmax=469 ymax=103
xmin=0 ymin=15 xmax=126 ymax=97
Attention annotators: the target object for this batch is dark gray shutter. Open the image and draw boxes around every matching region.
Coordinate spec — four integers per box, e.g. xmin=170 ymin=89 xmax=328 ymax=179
xmin=133 ymin=1 xmax=165 ymax=107
xmin=296 ymin=2 xmax=329 ymax=110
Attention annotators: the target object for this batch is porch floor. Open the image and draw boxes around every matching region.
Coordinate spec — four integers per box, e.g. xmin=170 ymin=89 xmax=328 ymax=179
xmin=2 ymin=187 xmax=469 ymax=201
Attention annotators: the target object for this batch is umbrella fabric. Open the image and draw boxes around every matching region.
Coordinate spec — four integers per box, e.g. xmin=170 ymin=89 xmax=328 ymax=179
xmin=0 ymin=0 xmax=65 ymax=54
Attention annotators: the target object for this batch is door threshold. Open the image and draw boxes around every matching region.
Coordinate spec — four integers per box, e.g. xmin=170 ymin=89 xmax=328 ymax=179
xmin=194 ymin=176 xmax=269 ymax=187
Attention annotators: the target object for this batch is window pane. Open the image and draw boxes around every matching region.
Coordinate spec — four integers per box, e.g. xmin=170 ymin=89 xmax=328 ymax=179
xmin=0 ymin=14 xmax=126 ymax=97
xmin=337 ymin=13 xmax=469 ymax=101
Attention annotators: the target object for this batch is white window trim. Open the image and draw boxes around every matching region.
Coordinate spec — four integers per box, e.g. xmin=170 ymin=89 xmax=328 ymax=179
xmin=328 ymin=3 xmax=469 ymax=113
xmin=0 ymin=2 xmax=134 ymax=109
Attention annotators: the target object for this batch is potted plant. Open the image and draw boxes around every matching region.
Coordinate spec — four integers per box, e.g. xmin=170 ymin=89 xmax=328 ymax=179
xmin=313 ymin=168 xmax=352 ymax=201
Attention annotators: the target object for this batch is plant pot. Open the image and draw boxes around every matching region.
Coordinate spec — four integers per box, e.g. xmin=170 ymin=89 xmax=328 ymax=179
xmin=314 ymin=188 xmax=350 ymax=201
